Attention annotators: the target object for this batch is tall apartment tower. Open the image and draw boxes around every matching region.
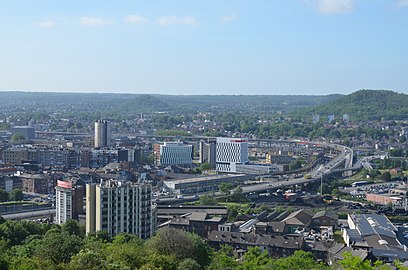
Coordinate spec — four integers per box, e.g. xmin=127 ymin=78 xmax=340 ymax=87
xmin=199 ymin=139 xmax=216 ymax=168
xmin=216 ymin=137 xmax=249 ymax=173
xmin=55 ymin=179 xmax=84 ymax=224
xmin=94 ymin=120 xmax=111 ymax=148
xmin=86 ymin=180 xmax=155 ymax=239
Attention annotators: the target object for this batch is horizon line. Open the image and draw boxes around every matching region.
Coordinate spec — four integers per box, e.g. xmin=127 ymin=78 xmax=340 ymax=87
xmin=0 ymin=89 xmax=402 ymax=96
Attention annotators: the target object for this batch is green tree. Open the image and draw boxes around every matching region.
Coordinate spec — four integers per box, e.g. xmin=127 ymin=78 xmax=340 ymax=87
xmin=199 ymin=194 xmax=217 ymax=206
xmin=35 ymin=231 xmax=83 ymax=264
xmin=227 ymin=205 xmax=239 ymax=222
xmin=289 ymin=158 xmax=304 ymax=171
xmin=177 ymin=258 xmax=201 ymax=270
xmin=140 ymin=253 xmax=178 ymax=270
xmin=238 ymin=246 xmax=272 ymax=270
xmin=338 ymin=252 xmax=376 ymax=270
xmin=8 ymin=256 xmax=57 ymax=270
xmin=381 ymin=171 xmax=392 ymax=182
xmin=145 ymin=228 xmax=212 ymax=268
xmin=269 ymin=250 xmax=329 ymax=270
xmin=9 ymin=189 xmax=23 ymax=201
xmin=69 ymin=249 xmax=108 ymax=270
xmin=0 ymin=189 xmax=9 ymax=202
xmin=106 ymin=233 xmax=144 ymax=269
xmin=207 ymin=245 xmax=238 ymax=270
xmin=0 ymin=220 xmax=49 ymax=246
xmin=200 ymin=163 xmax=213 ymax=171
xmin=11 ymin=133 xmax=26 ymax=142
xmin=61 ymin=220 xmax=85 ymax=238
xmin=220 ymin=183 xmax=233 ymax=196
xmin=146 ymin=228 xmax=195 ymax=261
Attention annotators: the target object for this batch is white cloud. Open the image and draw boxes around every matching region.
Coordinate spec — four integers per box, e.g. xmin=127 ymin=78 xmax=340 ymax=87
xmin=125 ymin=15 xmax=148 ymax=24
xmin=317 ymin=0 xmax=354 ymax=14
xmin=80 ymin=17 xmax=110 ymax=26
xmin=157 ymin=16 xmax=197 ymax=26
xmin=35 ymin=20 xmax=55 ymax=28
xmin=397 ymin=0 xmax=408 ymax=8
xmin=220 ymin=14 xmax=238 ymax=23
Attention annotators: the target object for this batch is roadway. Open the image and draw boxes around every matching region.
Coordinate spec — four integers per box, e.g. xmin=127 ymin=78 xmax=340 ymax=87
xmin=1 ymin=208 xmax=55 ymax=220
xmin=155 ymin=142 xmax=354 ymax=203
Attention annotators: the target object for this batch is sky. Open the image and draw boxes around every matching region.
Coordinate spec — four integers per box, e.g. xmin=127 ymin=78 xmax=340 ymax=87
xmin=0 ymin=0 xmax=407 ymax=95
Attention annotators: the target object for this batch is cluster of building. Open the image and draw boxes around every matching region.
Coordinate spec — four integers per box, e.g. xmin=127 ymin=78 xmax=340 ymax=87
xmin=1 ymin=145 xmax=144 ymax=169
xmin=344 ymin=181 xmax=408 ymax=212
xmin=157 ymin=204 xmax=408 ymax=264
xmin=154 ymin=137 xmax=277 ymax=174
xmin=55 ymin=177 xmax=156 ymax=239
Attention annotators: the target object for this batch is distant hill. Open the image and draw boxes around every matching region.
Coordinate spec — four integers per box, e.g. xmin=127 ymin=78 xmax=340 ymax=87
xmin=0 ymin=91 xmax=342 ymax=114
xmin=302 ymin=90 xmax=408 ymax=121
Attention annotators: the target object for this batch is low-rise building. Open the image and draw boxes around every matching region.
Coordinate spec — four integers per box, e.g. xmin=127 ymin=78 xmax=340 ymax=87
xmin=208 ymin=231 xmax=303 ymax=258
xmin=343 ymin=213 xmax=408 ymax=262
xmin=282 ymin=209 xmax=314 ymax=233
xmin=163 ymin=174 xmax=250 ymax=195
xmin=20 ymin=173 xmax=53 ymax=194
xmin=266 ymin=153 xmax=293 ymax=164
xmin=164 ymin=212 xmax=224 ymax=238
xmin=312 ymin=210 xmax=338 ymax=229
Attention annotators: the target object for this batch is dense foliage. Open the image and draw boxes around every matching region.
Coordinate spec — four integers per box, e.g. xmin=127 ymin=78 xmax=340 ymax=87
xmin=301 ymin=90 xmax=408 ymax=121
xmin=0 ymin=219 xmax=406 ymax=269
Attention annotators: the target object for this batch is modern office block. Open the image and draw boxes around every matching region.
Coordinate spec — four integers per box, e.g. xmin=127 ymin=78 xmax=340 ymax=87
xmin=11 ymin=126 xmax=35 ymax=141
xmin=158 ymin=142 xmax=193 ymax=166
xmin=216 ymin=137 xmax=248 ymax=172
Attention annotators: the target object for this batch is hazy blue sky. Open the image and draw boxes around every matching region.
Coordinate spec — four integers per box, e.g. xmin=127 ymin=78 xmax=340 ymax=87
xmin=0 ymin=0 xmax=407 ymax=95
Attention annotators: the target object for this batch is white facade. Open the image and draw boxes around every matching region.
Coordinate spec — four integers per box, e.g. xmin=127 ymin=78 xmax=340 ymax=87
xmin=55 ymin=180 xmax=84 ymax=225
xmin=159 ymin=142 xmax=192 ymax=166
xmin=94 ymin=120 xmax=111 ymax=148
xmin=235 ymin=164 xmax=278 ymax=175
xmin=216 ymin=137 xmax=249 ymax=172
xmin=56 ymin=187 xmax=72 ymax=224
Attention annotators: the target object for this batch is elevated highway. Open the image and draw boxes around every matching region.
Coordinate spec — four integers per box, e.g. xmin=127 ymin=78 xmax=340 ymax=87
xmin=1 ymin=208 xmax=55 ymax=220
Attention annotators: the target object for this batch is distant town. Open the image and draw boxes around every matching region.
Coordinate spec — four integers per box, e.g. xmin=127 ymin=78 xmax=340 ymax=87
xmin=1 ymin=90 xmax=408 ymax=269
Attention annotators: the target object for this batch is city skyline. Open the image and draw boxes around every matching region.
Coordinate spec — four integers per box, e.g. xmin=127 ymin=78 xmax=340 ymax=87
xmin=0 ymin=0 xmax=407 ymax=95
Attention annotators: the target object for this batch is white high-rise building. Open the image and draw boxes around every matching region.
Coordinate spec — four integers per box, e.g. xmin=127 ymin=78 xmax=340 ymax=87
xmin=159 ymin=142 xmax=193 ymax=166
xmin=86 ymin=180 xmax=155 ymax=239
xmin=94 ymin=120 xmax=111 ymax=148
xmin=55 ymin=179 xmax=84 ymax=225
xmin=216 ymin=137 xmax=248 ymax=172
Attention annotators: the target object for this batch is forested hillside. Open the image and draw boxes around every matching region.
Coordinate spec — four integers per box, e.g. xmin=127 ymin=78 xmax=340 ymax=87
xmin=0 ymin=91 xmax=342 ymax=114
xmin=301 ymin=90 xmax=408 ymax=121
